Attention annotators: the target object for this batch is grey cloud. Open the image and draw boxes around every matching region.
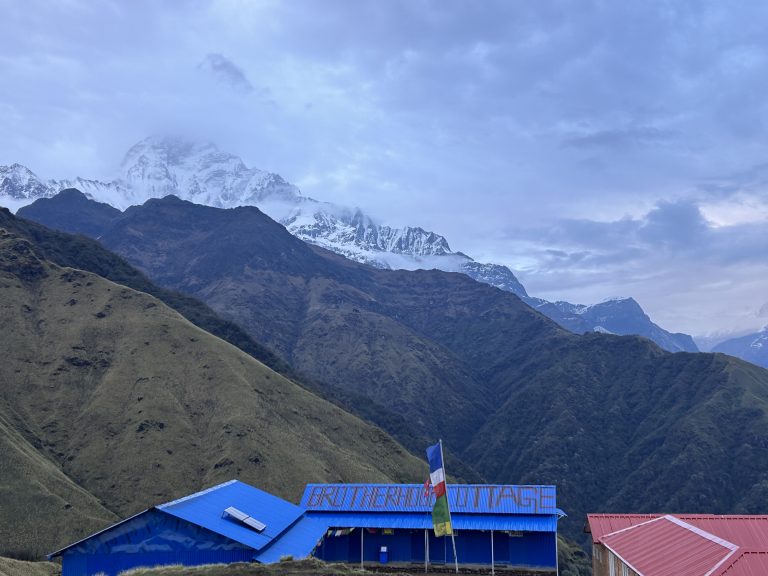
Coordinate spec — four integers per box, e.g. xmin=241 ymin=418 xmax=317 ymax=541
xmin=198 ymin=53 xmax=254 ymax=94
xmin=638 ymin=200 xmax=709 ymax=248
xmin=698 ymin=162 xmax=768 ymax=199
xmin=1 ymin=0 xmax=768 ymax=334
xmin=512 ymin=199 xmax=766 ymax=276
xmin=563 ymin=126 xmax=673 ymax=150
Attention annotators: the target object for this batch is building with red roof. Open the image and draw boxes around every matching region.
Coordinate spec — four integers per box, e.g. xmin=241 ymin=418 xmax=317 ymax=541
xmin=586 ymin=514 xmax=768 ymax=576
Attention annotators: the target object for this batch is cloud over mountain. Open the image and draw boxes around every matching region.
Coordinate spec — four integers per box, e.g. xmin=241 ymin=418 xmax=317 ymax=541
xmin=198 ymin=53 xmax=254 ymax=93
xmin=1 ymin=0 xmax=767 ymax=335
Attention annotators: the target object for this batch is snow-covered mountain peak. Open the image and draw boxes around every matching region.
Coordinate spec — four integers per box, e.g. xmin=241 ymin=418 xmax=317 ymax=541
xmin=0 ymin=164 xmax=49 ymax=200
xmin=121 ymin=135 xmax=219 ymax=170
xmin=600 ymin=296 xmax=634 ymax=304
xmin=119 ymin=136 xmax=302 ymax=208
xmin=0 ymin=136 xmax=702 ymax=354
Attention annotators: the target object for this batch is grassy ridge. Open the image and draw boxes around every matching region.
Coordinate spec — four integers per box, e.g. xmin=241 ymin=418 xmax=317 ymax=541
xmin=0 ymin=410 xmax=116 ymax=559
xmin=0 ymin=231 xmax=425 ymax=558
xmin=0 ymin=207 xmax=292 ymax=376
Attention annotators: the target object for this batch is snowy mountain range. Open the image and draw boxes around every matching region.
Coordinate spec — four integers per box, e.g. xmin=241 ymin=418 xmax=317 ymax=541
xmin=712 ymin=327 xmax=768 ymax=369
xmin=1 ymin=136 xmax=696 ymax=352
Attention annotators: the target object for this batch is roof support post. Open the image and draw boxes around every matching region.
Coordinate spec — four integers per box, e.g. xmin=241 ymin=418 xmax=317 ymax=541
xmin=491 ymin=529 xmax=495 ymax=576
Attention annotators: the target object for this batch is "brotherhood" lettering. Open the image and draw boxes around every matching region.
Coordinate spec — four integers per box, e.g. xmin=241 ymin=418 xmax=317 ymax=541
xmin=303 ymin=485 xmax=556 ymax=513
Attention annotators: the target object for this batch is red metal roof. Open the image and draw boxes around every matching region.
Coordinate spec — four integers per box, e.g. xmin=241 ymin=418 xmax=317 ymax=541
xmin=600 ymin=516 xmax=737 ymax=576
xmin=587 ymin=514 xmax=658 ymax=543
xmin=588 ymin=514 xmax=768 ymax=576
xmin=588 ymin=514 xmax=768 ymax=548
xmin=682 ymin=516 xmax=768 ymax=551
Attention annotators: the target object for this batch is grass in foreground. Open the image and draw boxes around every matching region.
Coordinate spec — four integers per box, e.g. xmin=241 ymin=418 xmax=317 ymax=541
xmin=120 ymin=559 xmax=407 ymax=576
xmin=117 ymin=558 xmax=555 ymax=576
xmin=0 ymin=556 xmax=60 ymax=576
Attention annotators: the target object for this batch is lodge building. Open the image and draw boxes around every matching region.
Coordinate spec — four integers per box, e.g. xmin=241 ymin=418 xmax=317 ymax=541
xmin=49 ymin=480 xmax=564 ymax=576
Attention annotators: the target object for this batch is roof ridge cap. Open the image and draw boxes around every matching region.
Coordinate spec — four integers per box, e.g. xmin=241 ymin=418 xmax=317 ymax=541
xmin=601 ymin=515 xmax=668 ymax=540
xmin=664 ymin=515 xmax=739 ymax=551
xmin=158 ymin=479 xmax=239 ymax=509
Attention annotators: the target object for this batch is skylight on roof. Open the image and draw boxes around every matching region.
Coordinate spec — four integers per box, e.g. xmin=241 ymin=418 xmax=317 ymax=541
xmin=223 ymin=506 xmax=266 ymax=532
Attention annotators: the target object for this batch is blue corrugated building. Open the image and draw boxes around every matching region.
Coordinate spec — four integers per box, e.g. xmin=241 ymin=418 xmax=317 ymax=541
xmin=48 ymin=480 xmax=328 ymax=576
xmin=304 ymin=483 xmax=563 ymax=569
xmin=49 ymin=480 xmax=564 ymax=575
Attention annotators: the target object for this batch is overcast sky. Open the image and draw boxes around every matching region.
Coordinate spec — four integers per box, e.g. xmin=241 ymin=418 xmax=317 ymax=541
xmin=2 ymin=0 xmax=768 ymax=339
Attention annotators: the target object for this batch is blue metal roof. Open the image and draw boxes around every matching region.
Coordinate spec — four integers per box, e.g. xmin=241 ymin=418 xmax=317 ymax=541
xmin=302 ymin=484 xmax=558 ymax=515
xmin=305 ymin=512 xmax=561 ymax=532
xmin=254 ymin=515 xmax=329 ymax=563
xmin=157 ymin=480 xmax=305 ymax=551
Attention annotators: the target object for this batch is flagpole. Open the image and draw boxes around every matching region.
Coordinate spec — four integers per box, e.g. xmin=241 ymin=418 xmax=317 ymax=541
xmin=424 ymin=473 xmax=430 ymax=573
xmin=439 ymin=439 xmax=459 ymax=574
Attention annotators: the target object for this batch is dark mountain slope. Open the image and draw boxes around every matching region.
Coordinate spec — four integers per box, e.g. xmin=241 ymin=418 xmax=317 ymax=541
xmin=466 ymin=334 xmax=768 ymax=534
xmin=96 ymin=197 xmax=493 ymax=448
xmin=1 ymin=205 xmax=480 ymax=478
xmin=18 ymin=187 xmax=121 ymax=237
xmin=18 ymin=194 xmax=768 ymax=547
xmin=0 ymin=206 xmax=290 ymax=375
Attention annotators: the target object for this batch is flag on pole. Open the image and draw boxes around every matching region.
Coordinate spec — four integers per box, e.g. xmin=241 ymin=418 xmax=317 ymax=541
xmin=426 ymin=441 xmax=452 ymax=536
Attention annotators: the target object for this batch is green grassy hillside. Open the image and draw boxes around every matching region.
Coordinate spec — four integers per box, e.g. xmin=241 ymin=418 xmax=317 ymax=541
xmin=0 ymin=230 xmax=425 ymax=558
xmin=0 ymin=413 xmax=116 ymax=559
xmin=0 ymin=206 xmax=292 ymax=376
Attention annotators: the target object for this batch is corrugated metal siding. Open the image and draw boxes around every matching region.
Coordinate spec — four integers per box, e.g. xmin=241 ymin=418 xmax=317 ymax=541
xmin=601 ymin=516 xmax=735 ymax=576
xmin=256 ymin=513 xmax=557 ymax=565
xmin=314 ymin=528 xmax=556 ymax=568
xmin=62 ymin=549 xmax=254 ymax=576
xmin=455 ymin=514 xmax=559 ymax=532
xmin=307 ymin=512 xmax=559 ymax=532
xmin=302 ymin=484 xmax=558 ymax=514
xmin=60 ymin=509 xmax=253 ymax=555
xmin=59 ymin=509 xmax=257 ymax=575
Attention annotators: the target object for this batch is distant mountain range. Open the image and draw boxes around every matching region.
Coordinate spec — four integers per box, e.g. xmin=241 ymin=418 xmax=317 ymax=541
xmin=713 ymin=327 xmax=768 ymax=369
xmin=11 ymin=195 xmax=768 ymax=550
xmin=1 ymin=136 xmax=697 ymax=353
